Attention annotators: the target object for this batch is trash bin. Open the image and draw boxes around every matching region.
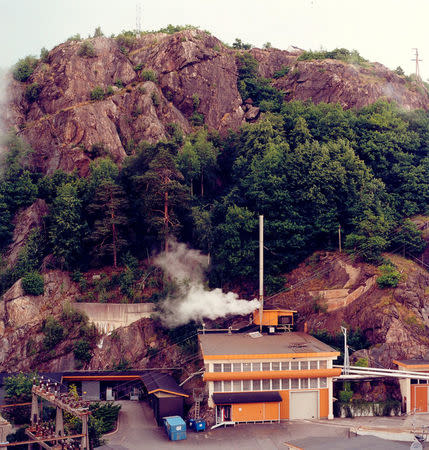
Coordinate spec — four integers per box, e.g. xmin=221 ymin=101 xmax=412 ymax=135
xmin=163 ymin=416 xmax=187 ymax=441
xmin=194 ymin=419 xmax=206 ymax=432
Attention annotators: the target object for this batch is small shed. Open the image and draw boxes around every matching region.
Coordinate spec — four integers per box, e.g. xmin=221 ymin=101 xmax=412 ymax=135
xmin=140 ymin=372 xmax=189 ymax=425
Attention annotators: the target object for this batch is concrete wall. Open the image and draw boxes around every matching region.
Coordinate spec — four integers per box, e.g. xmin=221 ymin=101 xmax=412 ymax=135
xmin=73 ymin=303 xmax=155 ymax=333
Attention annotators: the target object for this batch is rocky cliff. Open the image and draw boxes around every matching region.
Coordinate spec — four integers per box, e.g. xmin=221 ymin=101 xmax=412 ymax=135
xmin=5 ymin=29 xmax=429 ymax=176
xmin=270 ymin=252 xmax=429 ymax=368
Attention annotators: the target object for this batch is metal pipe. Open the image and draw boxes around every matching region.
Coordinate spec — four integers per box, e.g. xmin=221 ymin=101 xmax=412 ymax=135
xmin=259 ymin=215 xmax=264 ymax=333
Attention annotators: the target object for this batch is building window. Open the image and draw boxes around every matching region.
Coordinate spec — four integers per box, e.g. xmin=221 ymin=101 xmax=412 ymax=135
xmin=319 ymin=360 xmax=327 ymax=369
xmin=262 ymin=379 xmax=271 ymax=390
xmin=252 ymin=379 xmax=261 ymax=391
xmin=291 ymin=361 xmax=299 ymax=370
xmin=291 ymin=379 xmax=299 ymax=389
xmin=272 ymin=362 xmax=280 ymax=371
xmin=214 ymin=363 xmax=222 ymax=372
xmin=233 ymin=380 xmax=241 ymax=391
xmin=243 ymin=363 xmax=252 ymax=372
xmin=262 ymin=362 xmax=271 ymax=371
xmin=233 ymin=363 xmax=242 ymax=372
xmin=252 ymin=362 xmax=261 ymax=372
xmin=281 ymin=361 xmax=289 ymax=371
xmin=224 ymin=363 xmax=231 ymax=372
xmin=310 ymin=361 xmax=318 ymax=370
xmin=310 ymin=378 xmax=318 ymax=388
xmin=243 ymin=380 xmax=251 ymax=391
xmin=213 ymin=381 xmax=222 ymax=391
xmin=300 ymin=361 xmax=309 ymax=370
xmin=320 ymin=378 xmax=327 ymax=388
xmin=224 ymin=380 xmax=232 ymax=392
xmin=411 ymin=379 xmax=419 ymax=384
xmin=281 ymin=379 xmax=290 ymax=390
xmin=301 ymin=378 xmax=308 ymax=389
xmin=272 ymin=379 xmax=280 ymax=390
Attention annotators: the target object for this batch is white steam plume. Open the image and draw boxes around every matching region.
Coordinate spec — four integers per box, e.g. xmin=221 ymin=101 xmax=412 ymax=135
xmin=154 ymin=240 xmax=260 ymax=327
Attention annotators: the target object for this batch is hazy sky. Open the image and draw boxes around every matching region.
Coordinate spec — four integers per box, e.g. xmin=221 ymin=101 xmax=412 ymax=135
xmin=1 ymin=0 xmax=429 ymax=79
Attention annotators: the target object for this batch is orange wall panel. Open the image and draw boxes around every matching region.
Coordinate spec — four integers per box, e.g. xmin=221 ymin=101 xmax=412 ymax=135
xmin=414 ymin=385 xmax=428 ymax=413
xmin=279 ymin=390 xmax=290 ymax=420
xmin=232 ymin=403 xmax=263 ymax=422
xmin=319 ymin=388 xmax=329 ymax=418
xmin=264 ymin=401 xmax=280 ymax=420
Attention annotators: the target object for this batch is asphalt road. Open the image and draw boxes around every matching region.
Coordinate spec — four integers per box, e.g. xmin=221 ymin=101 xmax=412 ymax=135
xmin=97 ymin=401 xmax=421 ymax=449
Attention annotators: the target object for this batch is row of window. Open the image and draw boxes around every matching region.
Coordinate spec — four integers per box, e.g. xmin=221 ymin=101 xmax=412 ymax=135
xmin=212 ymin=377 xmax=328 ymax=392
xmin=211 ymin=360 xmax=328 ymax=373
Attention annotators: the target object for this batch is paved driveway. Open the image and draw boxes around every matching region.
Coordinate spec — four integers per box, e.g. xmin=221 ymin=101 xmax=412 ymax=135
xmin=97 ymin=401 xmax=418 ymax=449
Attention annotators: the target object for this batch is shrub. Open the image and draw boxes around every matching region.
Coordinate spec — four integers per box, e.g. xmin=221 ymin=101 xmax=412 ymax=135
xmin=232 ymin=38 xmax=252 ymax=50
xmin=13 ymin=56 xmax=38 ymax=82
xmin=190 ymin=111 xmax=204 ymax=126
xmin=78 ymin=41 xmax=96 ymax=58
xmin=42 ymin=316 xmax=64 ymax=350
xmin=339 ymin=382 xmax=353 ymax=403
xmin=376 ymin=263 xmax=402 ymax=288
xmin=105 ymin=85 xmax=114 ymax=96
xmin=114 ymin=79 xmax=124 ymax=88
xmin=24 ymin=83 xmax=41 ymax=103
xmin=116 ymin=31 xmax=136 ymax=53
xmin=22 ymin=271 xmax=44 ymax=295
xmin=297 ymin=48 xmax=367 ymax=65
xmin=93 ymin=26 xmax=104 ymax=38
xmin=90 ymin=86 xmax=105 ymax=101
xmin=273 ymin=66 xmax=290 ymax=79
xmin=40 ymin=47 xmax=49 ymax=63
xmin=141 ymin=70 xmax=158 ymax=83
xmin=67 ymin=33 xmax=82 ymax=42
xmin=151 ymin=92 xmax=160 ymax=106
xmin=74 ymin=339 xmax=93 ymax=364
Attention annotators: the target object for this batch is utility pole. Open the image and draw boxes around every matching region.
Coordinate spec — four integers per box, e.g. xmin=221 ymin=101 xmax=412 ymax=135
xmin=412 ymin=48 xmax=422 ymax=80
xmin=341 ymin=326 xmax=350 ymax=375
xmin=338 ymin=224 xmax=342 ymax=253
xmin=259 ymin=215 xmax=264 ymax=333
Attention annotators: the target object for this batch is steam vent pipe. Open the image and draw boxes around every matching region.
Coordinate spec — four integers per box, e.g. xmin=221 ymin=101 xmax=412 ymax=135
xmin=259 ymin=215 xmax=264 ymax=332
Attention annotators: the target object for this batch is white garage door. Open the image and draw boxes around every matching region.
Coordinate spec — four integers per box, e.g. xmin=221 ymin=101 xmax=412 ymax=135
xmin=290 ymin=391 xmax=318 ymax=419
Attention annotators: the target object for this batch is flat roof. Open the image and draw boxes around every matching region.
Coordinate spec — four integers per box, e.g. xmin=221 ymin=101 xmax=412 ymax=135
xmin=212 ymin=392 xmax=282 ymax=404
xmin=394 ymin=360 xmax=429 ymax=369
xmin=199 ymin=332 xmax=339 ymax=359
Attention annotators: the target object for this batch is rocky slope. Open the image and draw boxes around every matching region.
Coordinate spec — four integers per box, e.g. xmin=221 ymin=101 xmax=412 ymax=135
xmin=5 ymin=29 xmax=429 ymax=176
xmin=269 ymin=251 xmax=429 ymax=368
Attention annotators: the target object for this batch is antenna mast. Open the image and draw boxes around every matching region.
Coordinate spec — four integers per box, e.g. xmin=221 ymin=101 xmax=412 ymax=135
xmin=412 ymin=48 xmax=422 ymax=80
xmin=136 ymin=3 xmax=142 ymax=33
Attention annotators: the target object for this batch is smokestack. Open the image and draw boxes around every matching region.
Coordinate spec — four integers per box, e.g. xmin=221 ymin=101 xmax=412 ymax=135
xmin=259 ymin=215 xmax=264 ymax=332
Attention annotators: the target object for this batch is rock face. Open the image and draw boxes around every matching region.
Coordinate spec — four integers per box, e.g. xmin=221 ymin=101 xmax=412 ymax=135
xmin=5 ymin=31 xmax=428 ymax=176
xmin=0 ymin=271 xmax=80 ymax=371
xmin=7 ymin=199 xmax=49 ymax=267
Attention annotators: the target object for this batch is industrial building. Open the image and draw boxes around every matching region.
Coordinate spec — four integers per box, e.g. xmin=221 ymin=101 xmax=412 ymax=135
xmin=199 ymin=330 xmax=340 ymax=424
xmin=394 ymin=359 xmax=429 ymax=414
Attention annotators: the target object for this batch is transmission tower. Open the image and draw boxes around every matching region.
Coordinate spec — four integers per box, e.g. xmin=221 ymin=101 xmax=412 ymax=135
xmin=412 ymin=48 xmax=422 ymax=79
xmin=136 ymin=3 xmax=142 ymax=33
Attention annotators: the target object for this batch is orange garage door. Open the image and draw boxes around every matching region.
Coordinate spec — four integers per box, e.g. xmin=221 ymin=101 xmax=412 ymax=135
xmin=232 ymin=402 xmax=280 ymax=422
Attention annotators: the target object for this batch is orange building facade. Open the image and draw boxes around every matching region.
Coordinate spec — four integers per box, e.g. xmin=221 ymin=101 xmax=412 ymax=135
xmin=394 ymin=360 xmax=429 ymax=414
xmin=199 ymin=332 xmax=340 ymax=424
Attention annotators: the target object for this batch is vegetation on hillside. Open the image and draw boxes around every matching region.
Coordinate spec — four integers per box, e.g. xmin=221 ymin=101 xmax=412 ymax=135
xmin=3 ymin=39 xmax=429 ymax=297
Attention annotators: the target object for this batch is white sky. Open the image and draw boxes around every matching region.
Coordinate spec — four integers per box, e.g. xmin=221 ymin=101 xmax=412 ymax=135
xmin=1 ymin=0 xmax=428 ymax=79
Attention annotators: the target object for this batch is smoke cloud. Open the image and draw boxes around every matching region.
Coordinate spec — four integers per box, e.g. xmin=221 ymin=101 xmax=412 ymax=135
xmin=154 ymin=240 xmax=260 ymax=327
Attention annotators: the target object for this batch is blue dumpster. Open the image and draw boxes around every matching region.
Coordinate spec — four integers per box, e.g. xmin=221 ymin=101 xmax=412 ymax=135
xmin=193 ymin=419 xmax=206 ymax=432
xmin=163 ymin=416 xmax=187 ymax=441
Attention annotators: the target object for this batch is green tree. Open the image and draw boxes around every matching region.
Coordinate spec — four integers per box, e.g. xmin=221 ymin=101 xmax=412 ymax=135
xmin=93 ymin=26 xmax=104 ymax=37
xmin=86 ymin=180 xmax=129 ymax=268
xmin=391 ymin=219 xmax=426 ymax=256
xmin=42 ymin=316 xmax=64 ymax=350
xmin=12 ymin=56 xmax=38 ymax=82
xmin=48 ymin=183 xmax=85 ymax=269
